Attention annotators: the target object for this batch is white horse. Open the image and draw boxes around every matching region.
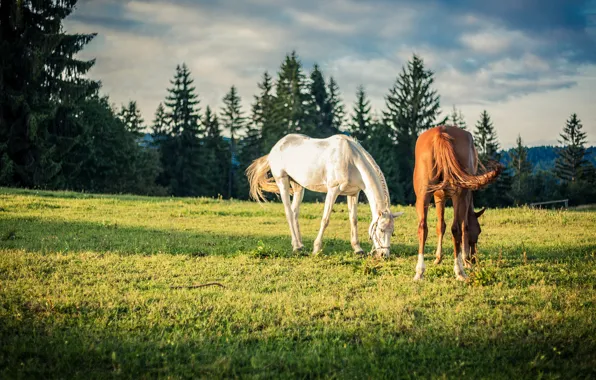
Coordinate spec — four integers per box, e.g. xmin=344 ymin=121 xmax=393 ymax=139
xmin=246 ymin=133 xmax=403 ymax=257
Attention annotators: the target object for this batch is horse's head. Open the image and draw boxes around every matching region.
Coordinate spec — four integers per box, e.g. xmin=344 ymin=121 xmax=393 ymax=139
xmin=369 ymin=210 xmax=404 ymax=258
xmin=468 ymin=207 xmax=486 ymax=259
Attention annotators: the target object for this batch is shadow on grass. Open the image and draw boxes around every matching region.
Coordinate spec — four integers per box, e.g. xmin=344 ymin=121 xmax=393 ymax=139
xmin=0 ymin=216 xmax=416 ymax=259
xmin=0 ymin=305 xmax=594 ymax=379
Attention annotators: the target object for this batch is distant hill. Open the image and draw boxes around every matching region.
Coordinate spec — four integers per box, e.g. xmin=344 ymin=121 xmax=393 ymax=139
xmin=500 ymin=146 xmax=596 ymax=172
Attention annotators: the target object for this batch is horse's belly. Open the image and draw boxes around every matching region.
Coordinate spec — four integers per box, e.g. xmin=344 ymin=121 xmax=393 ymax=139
xmin=291 ymin=168 xmax=328 ymax=192
xmin=304 ymin=184 xmax=328 ymax=193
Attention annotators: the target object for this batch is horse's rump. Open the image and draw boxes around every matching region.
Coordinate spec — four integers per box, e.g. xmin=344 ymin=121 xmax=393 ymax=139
xmin=427 ymin=126 xmax=503 ymax=193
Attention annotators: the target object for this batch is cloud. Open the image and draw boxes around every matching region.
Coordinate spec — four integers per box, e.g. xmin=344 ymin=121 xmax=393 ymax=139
xmin=460 ymin=28 xmax=537 ymax=55
xmin=64 ymin=0 xmax=596 ymax=147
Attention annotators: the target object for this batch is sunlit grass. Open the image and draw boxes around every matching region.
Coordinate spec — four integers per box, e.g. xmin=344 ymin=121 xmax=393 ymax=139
xmin=1 ymin=187 xmax=595 ymax=378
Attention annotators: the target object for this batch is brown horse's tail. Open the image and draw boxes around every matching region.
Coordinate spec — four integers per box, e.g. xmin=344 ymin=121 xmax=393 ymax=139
xmin=246 ymin=155 xmax=281 ymax=202
xmin=428 ymin=130 xmax=503 ymax=192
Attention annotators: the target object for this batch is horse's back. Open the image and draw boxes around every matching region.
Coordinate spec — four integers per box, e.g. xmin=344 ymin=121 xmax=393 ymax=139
xmin=268 ymin=134 xmax=359 ymax=192
xmin=416 ymin=125 xmax=474 ymax=168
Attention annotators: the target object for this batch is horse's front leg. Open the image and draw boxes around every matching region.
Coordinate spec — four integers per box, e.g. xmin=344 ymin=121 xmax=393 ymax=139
xmin=347 ymin=192 xmax=364 ymax=255
xmin=313 ymin=186 xmax=340 ymax=254
xmin=451 ymin=193 xmax=468 ymax=281
xmin=275 ymin=176 xmax=301 ymax=252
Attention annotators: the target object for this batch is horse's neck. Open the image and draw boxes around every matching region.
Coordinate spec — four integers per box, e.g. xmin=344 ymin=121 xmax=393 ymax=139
xmin=355 ymin=153 xmax=389 ymax=216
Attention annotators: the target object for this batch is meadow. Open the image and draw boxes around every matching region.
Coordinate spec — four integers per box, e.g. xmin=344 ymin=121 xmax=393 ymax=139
xmin=1 ymin=187 xmax=595 ymax=379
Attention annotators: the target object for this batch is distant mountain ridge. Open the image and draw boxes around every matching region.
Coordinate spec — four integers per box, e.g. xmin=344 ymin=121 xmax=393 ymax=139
xmin=500 ymin=146 xmax=596 ymax=172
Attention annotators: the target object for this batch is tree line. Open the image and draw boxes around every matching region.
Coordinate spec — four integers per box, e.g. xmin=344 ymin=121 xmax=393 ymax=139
xmin=1 ymin=0 xmax=594 ymax=206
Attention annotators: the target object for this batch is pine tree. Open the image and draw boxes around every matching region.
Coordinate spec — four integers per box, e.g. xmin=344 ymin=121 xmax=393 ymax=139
xmin=555 ymin=113 xmax=589 ymax=183
xmin=268 ymin=51 xmax=313 ymax=151
xmin=119 ymin=101 xmax=145 ymax=138
xmin=449 ymin=105 xmax=467 ymax=130
xmin=0 ymin=0 xmax=99 ymax=188
xmin=254 ymin=71 xmax=277 ymax=154
xmin=235 ymin=72 xmax=274 ymax=199
xmin=349 ymin=85 xmax=373 ymax=144
xmin=221 ymin=85 xmax=247 ymax=198
xmin=327 ymin=76 xmax=345 ymax=134
xmin=151 ymin=103 xmax=169 ymax=145
xmin=383 ymin=54 xmax=445 ymax=204
xmin=367 ymin=117 xmax=405 ymax=204
xmin=474 ymin=110 xmax=500 ymax=161
xmin=160 ymin=63 xmax=204 ymax=196
xmin=203 ymin=106 xmax=230 ymax=197
xmin=165 ymin=63 xmax=201 ymax=136
xmin=472 ymin=110 xmax=513 ymax=207
xmin=509 ymin=134 xmax=533 ymax=205
xmin=71 ymin=95 xmax=162 ymax=195
xmin=308 ymin=64 xmax=330 ymax=137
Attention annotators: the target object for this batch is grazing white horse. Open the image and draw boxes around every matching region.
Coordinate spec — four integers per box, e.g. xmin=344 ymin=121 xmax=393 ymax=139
xmin=246 ymin=133 xmax=403 ymax=257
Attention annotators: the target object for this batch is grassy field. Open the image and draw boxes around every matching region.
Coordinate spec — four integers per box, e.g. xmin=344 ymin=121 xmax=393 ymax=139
xmin=1 ymin=187 xmax=595 ymax=379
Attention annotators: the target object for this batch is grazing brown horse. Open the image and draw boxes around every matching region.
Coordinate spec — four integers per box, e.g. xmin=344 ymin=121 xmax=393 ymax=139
xmin=412 ymin=125 xmax=503 ymax=281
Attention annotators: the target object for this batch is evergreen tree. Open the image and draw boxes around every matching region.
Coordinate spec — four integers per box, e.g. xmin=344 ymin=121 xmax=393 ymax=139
xmin=150 ymin=102 xmax=169 ymax=146
xmin=268 ymin=51 xmax=313 ymax=151
xmin=367 ymin=117 xmax=405 ymax=204
xmin=474 ymin=110 xmax=500 ymax=161
xmin=165 ymin=63 xmax=201 ymax=136
xmin=221 ymin=85 xmax=247 ymax=198
xmin=160 ymin=63 xmax=204 ymax=196
xmin=235 ymin=72 xmax=274 ymax=199
xmin=254 ymin=71 xmax=277 ymax=154
xmin=510 ymin=134 xmax=533 ymax=205
xmin=448 ymin=105 xmax=467 ymax=130
xmin=70 ymin=96 xmax=163 ymax=195
xmin=349 ymin=85 xmax=373 ymax=144
xmin=308 ymin=64 xmax=330 ymax=137
xmin=203 ymin=106 xmax=230 ymax=197
xmin=327 ymin=76 xmax=345 ymax=134
xmin=383 ymin=54 xmax=445 ymax=204
xmin=472 ymin=110 xmax=513 ymax=207
xmin=119 ymin=101 xmax=145 ymax=138
xmin=0 ymin=0 xmax=99 ymax=188
xmin=555 ymin=113 xmax=590 ymax=183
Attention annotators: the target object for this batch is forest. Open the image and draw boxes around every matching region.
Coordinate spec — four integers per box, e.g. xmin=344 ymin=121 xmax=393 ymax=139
xmin=1 ymin=0 xmax=595 ymax=207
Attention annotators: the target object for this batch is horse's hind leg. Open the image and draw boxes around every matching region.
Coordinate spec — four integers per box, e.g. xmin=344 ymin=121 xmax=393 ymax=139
xmin=347 ymin=192 xmax=364 ymax=255
xmin=291 ymin=183 xmax=305 ymax=251
xmin=434 ymin=193 xmax=447 ymax=265
xmin=276 ymin=176 xmax=301 ymax=252
xmin=313 ymin=186 xmax=340 ymax=254
xmin=414 ymin=191 xmax=431 ymax=281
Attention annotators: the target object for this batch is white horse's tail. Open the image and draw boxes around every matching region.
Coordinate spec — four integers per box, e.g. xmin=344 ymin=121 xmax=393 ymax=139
xmin=246 ymin=155 xmax=281 ymax=202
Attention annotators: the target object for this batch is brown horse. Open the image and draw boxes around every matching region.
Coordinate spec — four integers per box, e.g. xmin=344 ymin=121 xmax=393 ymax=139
xmin=412 ymin=125 xmax=503 ymax=281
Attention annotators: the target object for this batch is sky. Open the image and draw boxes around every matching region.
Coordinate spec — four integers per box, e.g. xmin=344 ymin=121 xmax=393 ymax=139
xmin=64 ymin=0 xmax=596 ymax=148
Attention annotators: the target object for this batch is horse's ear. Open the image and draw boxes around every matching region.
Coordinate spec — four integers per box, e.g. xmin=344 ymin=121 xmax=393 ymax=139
xmin=474 ymin=207 xmax=486 ymax=218
xmin=392 ymin=212 xmax=404 ymax=218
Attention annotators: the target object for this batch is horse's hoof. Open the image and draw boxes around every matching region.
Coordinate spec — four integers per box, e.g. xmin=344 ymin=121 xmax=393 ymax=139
xmin=456 ymin=274 xmax=468 ymax=281
xmin=293 ymin=246 xmax=304 ymax=253
xmin=413 ymin=273 xmax=424 ymax=281
xmin=354 ymin=250 xmax=365 ymax=256
xmin=433 ymin=258 xmax=442 ymax=265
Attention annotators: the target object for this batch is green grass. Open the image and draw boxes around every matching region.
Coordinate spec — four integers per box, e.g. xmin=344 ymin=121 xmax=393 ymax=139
xmin=1 ymin=187 xmax=595 ymax=379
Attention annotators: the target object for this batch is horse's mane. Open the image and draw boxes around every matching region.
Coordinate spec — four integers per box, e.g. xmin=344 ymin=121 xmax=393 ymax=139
xmin=344 ymin=135 xmax=390 ymax=208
